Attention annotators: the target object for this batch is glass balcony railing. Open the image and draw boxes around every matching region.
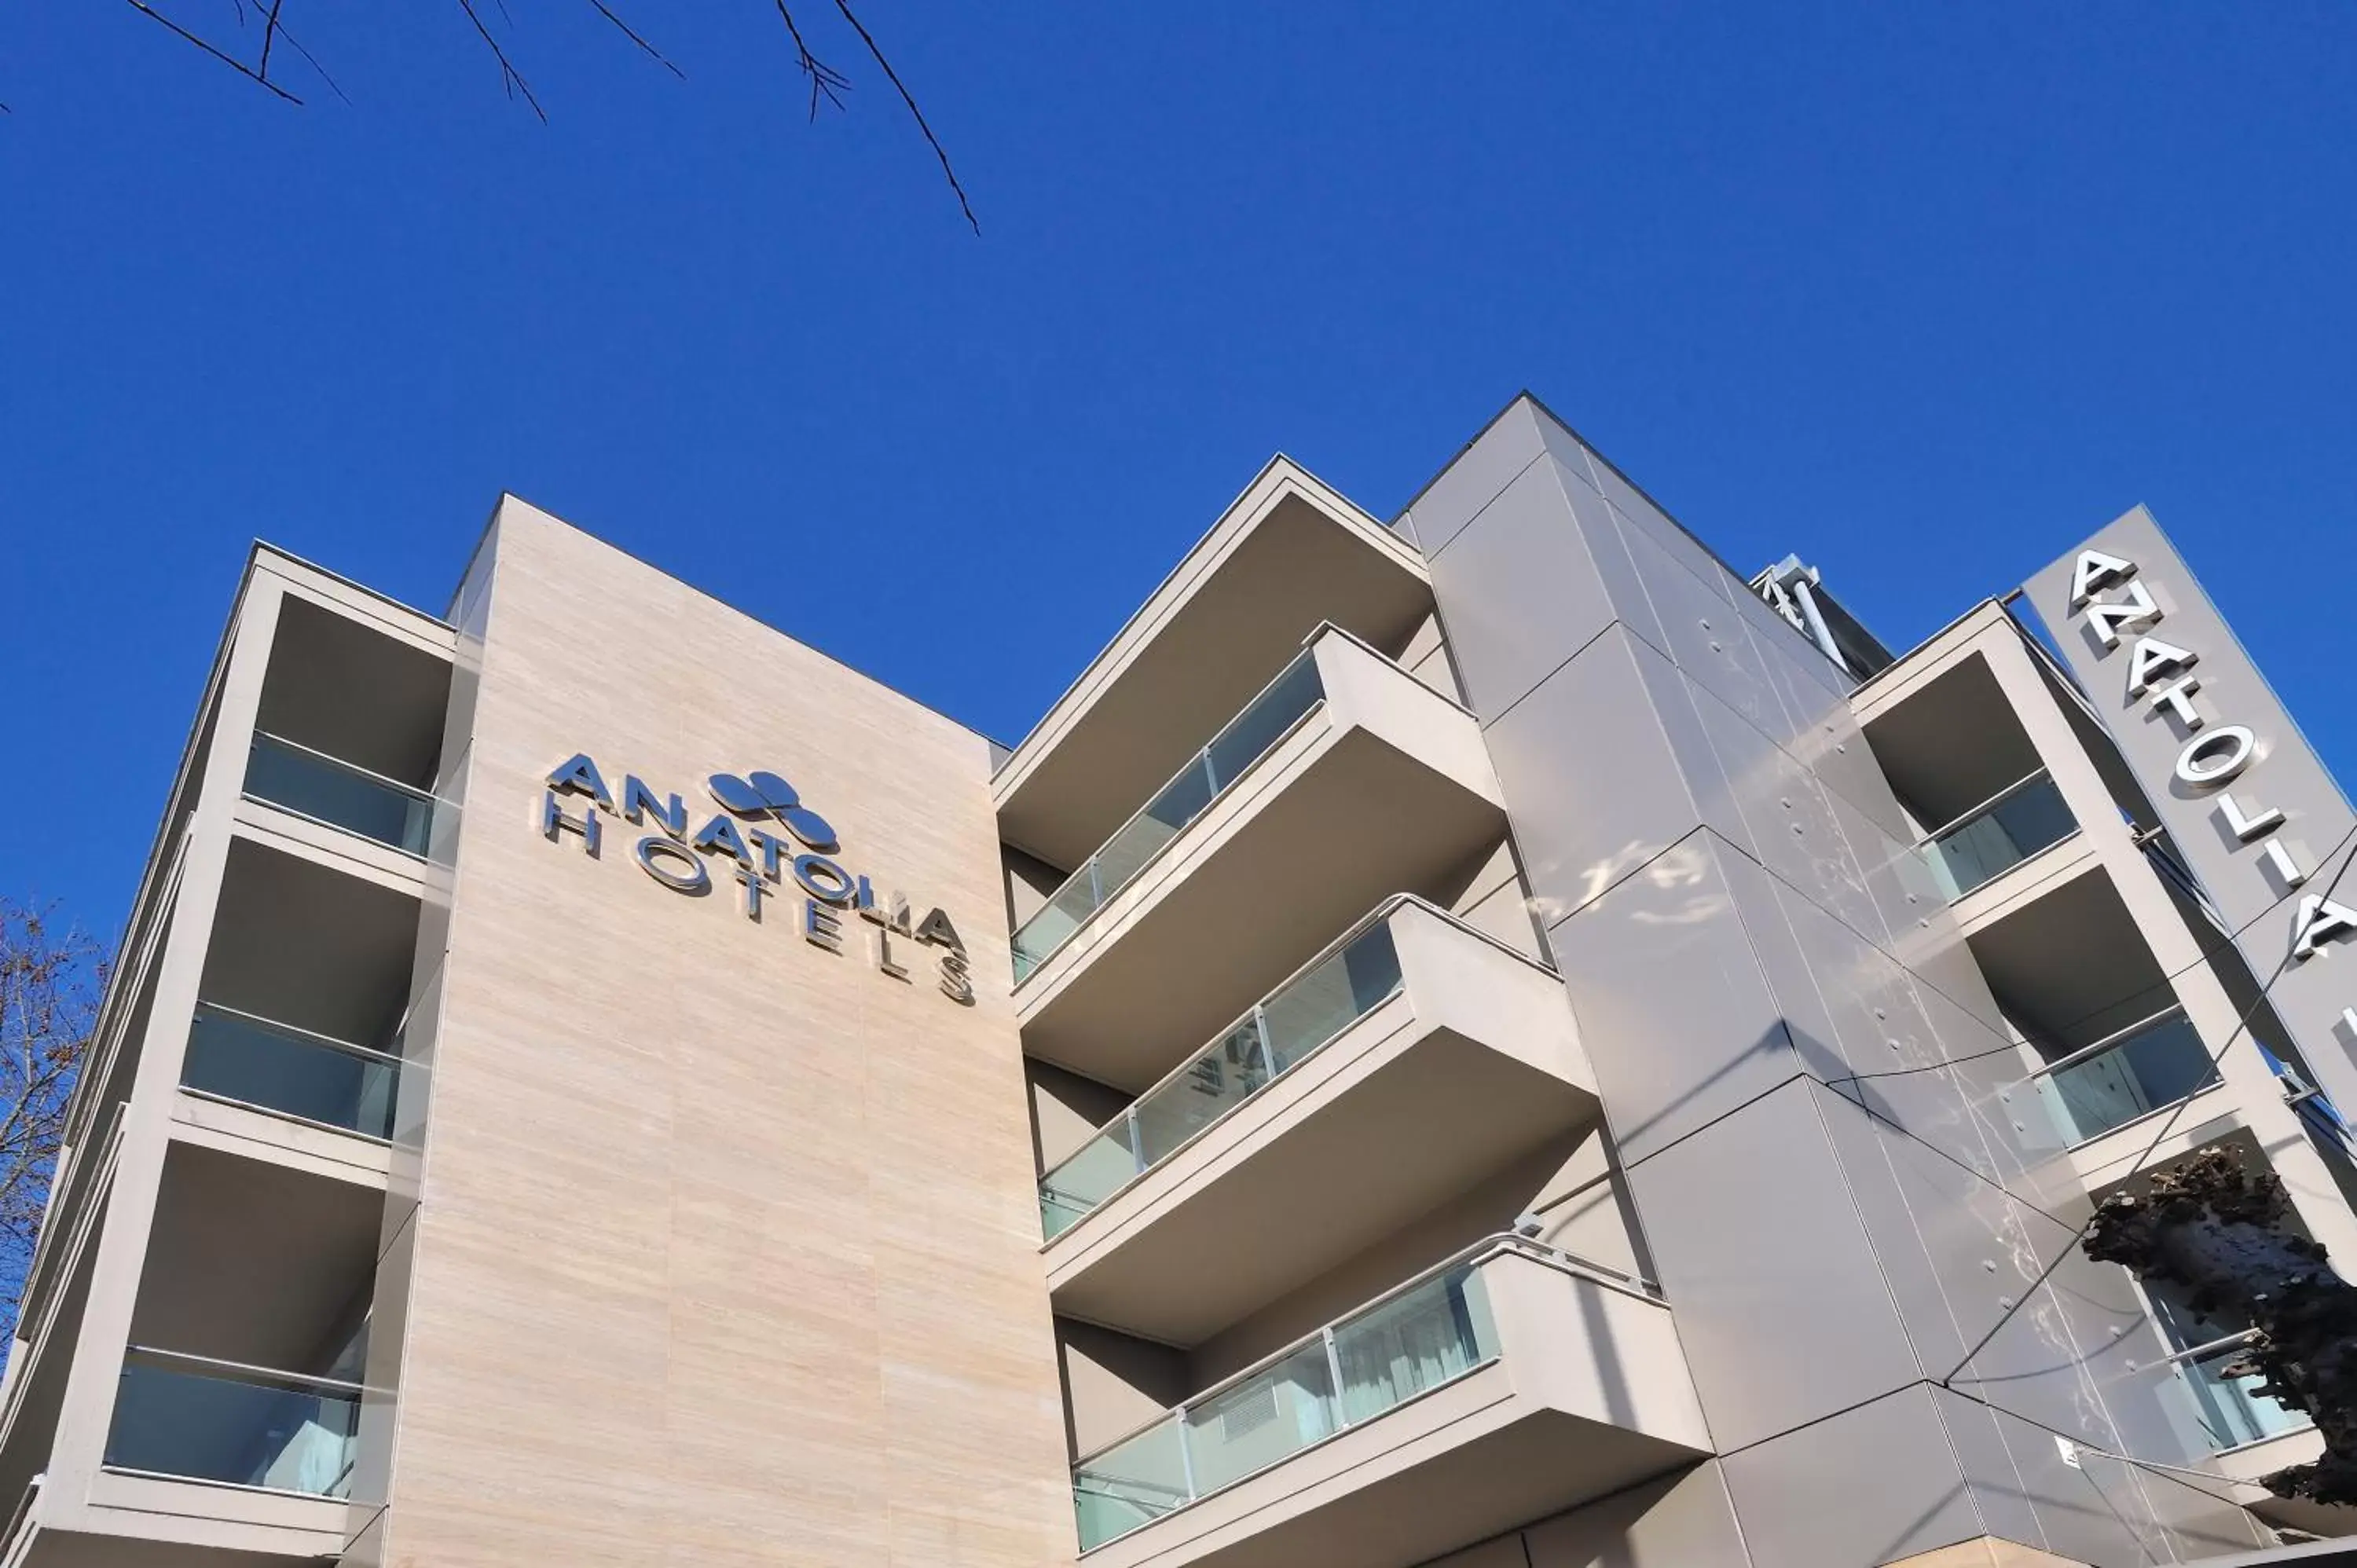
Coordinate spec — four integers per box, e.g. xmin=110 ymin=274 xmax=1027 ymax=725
xmin=245 ymin=733 xmax=434 ymax=857
xmin=182 ymin=1002 xmax=400 ymax=1141
xmin=1072 ymin=1254 xmax=1499 ymax=1551
xmin=105 ymin=1347 xmax=362 ymax=1498
xmin=1013 ymin=651 xmax=1326 ymax=984
xmin=1915 ymin=771 xmax=2076 ymax=900
xmin=1039 ymin=913 xmax=1406 ymax=1239
xmin=2030 ymin=1008 xmax=2220 ymax=1146
xmin=2172 ymin=1335 xmax=2310 ymax=1451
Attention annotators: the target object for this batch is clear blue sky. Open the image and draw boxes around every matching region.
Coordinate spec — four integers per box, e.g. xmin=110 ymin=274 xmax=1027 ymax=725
xmin=5 ymin=5 xmax=2354 ymax=945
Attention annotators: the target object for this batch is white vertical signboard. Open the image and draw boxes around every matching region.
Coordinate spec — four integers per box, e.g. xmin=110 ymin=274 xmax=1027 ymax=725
xmin=2023 ymin=505 xmax=2357 ymax=1118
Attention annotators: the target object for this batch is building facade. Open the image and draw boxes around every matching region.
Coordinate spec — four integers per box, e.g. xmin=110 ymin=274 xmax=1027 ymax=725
xmin=4 ymin=394 xmax=2355 ymax=1567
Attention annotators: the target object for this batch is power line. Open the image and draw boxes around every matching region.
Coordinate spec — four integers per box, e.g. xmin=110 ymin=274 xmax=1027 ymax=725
xmin=1833 ymin=828 xmax=2352 ymax=1095
xmin=1937 ymin=819 xmax=2357 ymax=1389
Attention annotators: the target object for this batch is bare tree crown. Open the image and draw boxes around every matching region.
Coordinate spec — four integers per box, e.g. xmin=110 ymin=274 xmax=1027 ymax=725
xmin=0 ymin=901 xmax=107 ymax=1331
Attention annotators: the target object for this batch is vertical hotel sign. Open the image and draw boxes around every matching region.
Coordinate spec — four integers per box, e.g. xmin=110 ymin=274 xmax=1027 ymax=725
xmin=2023 ymin=505 xmax=2357 ymax=1115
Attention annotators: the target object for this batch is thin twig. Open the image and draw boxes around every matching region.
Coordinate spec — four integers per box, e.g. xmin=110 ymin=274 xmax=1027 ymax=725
xmin=269 ymin=16 xmax=350 ymax=104
xmin=118 ymin=0 xmax=305 ymax=104
xmin=828 ymin=0 xmax=977 ymax=233
xmin=772 ymin=1 xmax=849 ymax=121
xmin=455 ymin=0 xmax=546 ymax=121
xmin=258 ymin=0 xmax=284 ymax=82
xmin=588 ymin=0 xmax=684 ymax=79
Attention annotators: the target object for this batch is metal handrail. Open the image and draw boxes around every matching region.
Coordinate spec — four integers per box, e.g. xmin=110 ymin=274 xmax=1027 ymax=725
xmin=1014 ymin=648 xmax=1328 ymax=985
xmin=1039 ymin=894 xmax=1560 ymax=1229
xmin=2166 ymin=1330 xmax=2260 ymax=1367
xmin=1071 ymin=1233 xmax=1661 ymax=1470
xmin=123 ymin=1344 xmax=373 ymax=1398
xmin=2022 ymin=1005 xmax=2194 ymax=1083
xmin=248 ymin=731 xmax=436 ymax=805
xmin=192 ymin=999 xmax=403 ymax=1067
xmin=1915 ymin=768 xmax=2055 ymax=848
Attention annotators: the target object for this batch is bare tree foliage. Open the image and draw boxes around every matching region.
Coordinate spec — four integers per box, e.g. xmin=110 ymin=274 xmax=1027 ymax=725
xmin=2084 ymin=1145 xmax=2357 ymax=1504
xmin=108 ymin=0 xmax=978 ymax=231
xmin=0 ymin=902 xmax=106 ymax=1326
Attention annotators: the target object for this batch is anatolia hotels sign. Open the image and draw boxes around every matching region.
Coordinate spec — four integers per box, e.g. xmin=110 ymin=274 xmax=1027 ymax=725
xmin=537 ymin=754 xmax=973 ymax=1003
xmin=2058 ymin=549 xmax=2357 ymax=965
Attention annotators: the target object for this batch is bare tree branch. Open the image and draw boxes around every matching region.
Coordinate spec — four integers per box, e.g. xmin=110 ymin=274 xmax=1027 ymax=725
xmin=455 ymin=0 xmax=547 ymax=123
xmin=258 ymin=0 xmax=285 ymax=82
xmin=772 ymin=1 xmax=851 ymax=121
xmin=589 ymin=0 xmax=684 ymax=80
xmin=0 ymin=900 xmax=105 ymax=1328
xmin=827 ymin=0 xmax=977 ymax=233
xmin=101 ymin=2 xmax=977 ymax=228
xmin=117 ymin=0 xmax=305 ymax=104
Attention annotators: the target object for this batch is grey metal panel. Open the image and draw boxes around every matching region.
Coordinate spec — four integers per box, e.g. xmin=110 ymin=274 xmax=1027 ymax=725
xmin=1789 ymin=679 xmax=1913 ymax=841
xmin=1425 ymin=457 xmax=1623 ymax=716
xmin=1851 ymin=1063 xmax=2014 ymax=1200
xmin=1622 ymin=1077 xmax=1921 ymax=1451
xmin=1813 ymin=1081 xmax=1959 ymax=1376
xmin=1982 ymin=1401 xmax=2188 ymax=1566
xmin=1409 ymin=401 xmax=1547 ymax=559
xmin=1717 ymin=844 xmax=1847 ymax=1086
xmin=1530 ymin=416 xmax=1607 ymax=499
xmin=1628 ymin=641 xmax=1750 ymax=863
xmin=1632 ymin=527 xmax=1795 ymax=749
xmin=1486 ymin=630 xmax=1704 ymax=931
xmin=1765 ymin=872 xmax=1926 ymax=1087
xmin=1690 ymin=685 xmax=1879 ymax=946
xmin=1559 ymin=462 xmax=1672 ymax=663
xmin=2023 ymin=507 xmax=2357 ymax=1118
xmin=1549 ymin=830 xmax=1802 ymax=1168
xmin=1589 ymin=469 xmax=1736 ymax=610
xmin=1717 ymin=1383 xmax=1980 ymax=1568
xmin=1519 ymin=1460 xmax=1751 ymax=1568
xmin=1827 ymin=784 xmax=1925 ymax=954
xmin=1928 ymin=1383 xmax=2048 ymax=1555
xmin=2128 ymin=1449 xmax=2277 ymax=1562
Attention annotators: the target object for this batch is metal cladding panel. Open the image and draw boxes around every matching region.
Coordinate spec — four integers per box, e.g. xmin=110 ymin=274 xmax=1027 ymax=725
xmin=1546 ymin=831 xmax=1803 ymax=1168
xmin=1620 ymin=1078 xmax=1922 ymax=1453
xmin=1483 ymin=629 xmax=1709 ymax=936
xmin=1402 ymin=398 xmax=1549 ymax=559
xmin=1717 ymin=1383 xmax=1980 ymax=1568
xmin=1417 ymin=401 xmax=2236 ymax=1560
xmin=1517 ymin=1461 xmax=1750 ymax=1566
xmin=1927 ymin=1383 xmax=2048 ymax=1555
xmin=1420 ymin=456 xmax=1627 ymax=716
xmin=2024 ymin=506 xmax=2357 ymax=1115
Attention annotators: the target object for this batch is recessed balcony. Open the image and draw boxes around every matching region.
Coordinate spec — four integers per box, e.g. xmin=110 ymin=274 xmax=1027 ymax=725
xmin=996 ymin=461 xmax=1433 ymax=877
xmin=2026 ymin=1006 xmax=2220 ymax=1148
xmin=1042 ymin=899 xmax=1596 ymax=1346
xmin=1070 ymin=1239 xmax=1708 ymax=1568
xmin=244 ymin=732 xmax=434 ymax=858
xmin=105 ymin=1346 xmax=361 ymax=1498
xmin=1914 ymin=768 xmax=2077 ymax=902
xmin=1014 ymin=625 xmax=1506 ymax=1090
xmin=181 ymin=1002 xmax=401 ymax=1142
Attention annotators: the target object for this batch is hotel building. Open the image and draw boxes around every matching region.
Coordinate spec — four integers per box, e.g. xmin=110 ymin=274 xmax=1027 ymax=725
xmin=4 ymin=394 xmax=2355 ymax=1568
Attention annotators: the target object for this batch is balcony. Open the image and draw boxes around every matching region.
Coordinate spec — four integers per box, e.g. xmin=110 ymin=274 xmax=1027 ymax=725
xmin=1915 ymin=769 xmax=2076 ymax=901
xmin=1016 ymin=650 xmax=1325 ymax=984
xmin=1015 ymin=625 xmax=1506 ymax=1091
xmin=2029 ymin=1007 xmax=2220 ymax=1147
xmin=182 ymin=1001 xmax=399 ymax=1141
xmin=995 ymin=461 xmax=1433 ymax=880
xmin=244 ymin=731 xmax=434 ymax=857
xmin=1069 ymin=1238 xmax=1707 ymax=1568
xmin=1042 ymin=899 xmax=1596 ymax=1345
xmin=105 ymin=1346 xmax=360 ymax=1498
xmin=2167 ymin=1333 xmax=2310 ymax=1453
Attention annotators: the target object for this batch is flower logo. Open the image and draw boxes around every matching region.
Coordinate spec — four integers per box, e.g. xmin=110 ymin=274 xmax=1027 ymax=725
xmin=706 ymin=771 xmax=839 ymax=853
